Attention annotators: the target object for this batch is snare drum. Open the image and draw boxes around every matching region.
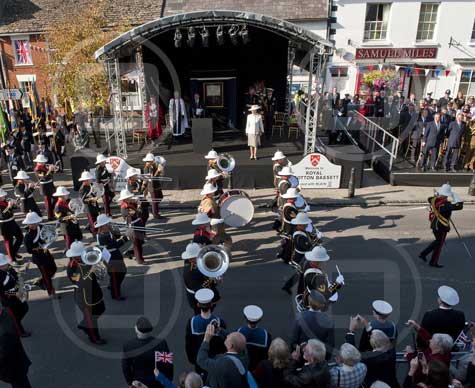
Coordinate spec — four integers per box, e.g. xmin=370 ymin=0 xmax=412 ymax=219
xmin=218 ymin=190 xmax=254 ymax=227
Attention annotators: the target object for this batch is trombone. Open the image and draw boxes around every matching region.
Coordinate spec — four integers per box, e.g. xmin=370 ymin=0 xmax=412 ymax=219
xmin=137 ymin=173 xmax=173 ymax=182
xmin=110 ymin=221 xmax=165 ymax=233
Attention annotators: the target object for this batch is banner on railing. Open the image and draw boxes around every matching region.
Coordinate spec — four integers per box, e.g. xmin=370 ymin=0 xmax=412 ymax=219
xmin=292 ymin=153 xmax=342 ymax=189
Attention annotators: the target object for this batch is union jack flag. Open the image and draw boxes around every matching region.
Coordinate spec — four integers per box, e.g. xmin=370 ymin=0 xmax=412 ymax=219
xmin=155 ymin=351 xmax=174 ymax=364
xmin=14 ymin=40 xmax=32 ymax=65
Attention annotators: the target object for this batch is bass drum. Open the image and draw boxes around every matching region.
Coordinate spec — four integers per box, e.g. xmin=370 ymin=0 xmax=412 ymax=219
xmin=219 ymin=190 xmax=254 ymax=227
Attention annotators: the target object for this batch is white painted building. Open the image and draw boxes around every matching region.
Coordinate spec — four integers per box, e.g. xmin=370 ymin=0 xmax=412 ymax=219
xmin=323 ymin=0 xmax=475 ymax=99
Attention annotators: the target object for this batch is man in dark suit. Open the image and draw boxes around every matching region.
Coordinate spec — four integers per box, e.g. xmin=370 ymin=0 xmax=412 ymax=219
xmin=290 ymin=290 xmax=335 ymax=359
xmin=417 ymin=286 xmax=466 ymax=349
xmin=0 ymin=305 xmax=32 ymax=388
xmin=409 ymin=109 xmax=431 ymax=162
xmin=331 ymin=87 xmax=340 ymax=111
xmin=197 ymin=328 xmax=249 ymax=388
xmin=122 ymin=316 xmax=173 ymax=388
xmin=420 ymin=113 xmax=445 ymax=170
xmin=438 ymin=89 xmax=452 ymax=110
xmin=444 ymin=113 xmax=466 ymax=172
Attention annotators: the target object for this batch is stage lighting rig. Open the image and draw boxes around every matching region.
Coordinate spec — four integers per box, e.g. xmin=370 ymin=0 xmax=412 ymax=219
xmin=229 ymin=24 xmax=239 ymax=45
xmin=216 ymin=25 xmax=224 ymax=45
xmin=174 ymin=28 xmax=182 ymax=48
xmin=239 ymin=25 xmax=250 ymax=44
xmin=188 ymin=27 xmax=196 ymax=47
xmin=200 ymin=27 xmax=209 ymax=47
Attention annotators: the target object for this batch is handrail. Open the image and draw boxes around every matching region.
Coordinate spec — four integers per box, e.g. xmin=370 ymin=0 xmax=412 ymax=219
xmin=352 ymin=110 xmax=400 ymax=170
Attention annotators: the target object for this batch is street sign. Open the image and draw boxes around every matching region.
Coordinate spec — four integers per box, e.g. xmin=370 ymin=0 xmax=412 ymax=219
xmin=0 ymin=89 xmax=24 ymax=101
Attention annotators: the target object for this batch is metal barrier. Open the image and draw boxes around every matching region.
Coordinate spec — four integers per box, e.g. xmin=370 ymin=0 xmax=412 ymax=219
xmin=352 ymin=110 xmax=400 ymax=171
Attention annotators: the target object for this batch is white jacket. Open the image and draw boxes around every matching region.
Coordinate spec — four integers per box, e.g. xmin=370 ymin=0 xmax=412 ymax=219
xmin=246 ymin=113 xmax=264 ymax=135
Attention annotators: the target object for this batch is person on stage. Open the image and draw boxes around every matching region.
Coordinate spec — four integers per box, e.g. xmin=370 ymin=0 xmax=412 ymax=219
xmin=182 ymin=243 xmax=221 ymax=314
xmin=419 ymin=183 xmax=463 ymax=268
xmin=0 ymin=253 xmax=30 ymax=337
xmin=144 ymin=95 xmax=163 ymax=143
xmin=198 ymin=183 xmax=220 ymax=219
xmin=0 ymin=188 xmax=24 ymax=262
xmin=53 ymin=186 xmax=83 ymax=249
xmin=33 ymin=153 xmax=56 ymax=220
xmin=66 ymin=241 xmax=106 ymax=345
xmin=169 ymin=91 xmax=188 ymax=138
xmin=143 ymin=153 xmax=165 ymax=219
xmin=119 ymin=189 xmax=146 ymax=265
xmin=262 ymin=88 xmax=277 ymax=140
xmin=192 ymin=212 xmax=212 ymax=246
xmin=14 ymin=170 xmax=42 ymax=216
xmin=246 ymin=105 xmax=264 ymax=160
xmin=79 ymin=170 xmax=100 ymax=237
xmin=23 ymin=212 xmax=59 ymax=298
xmin=95 ymin=214 xmax=127 ymax=300
xmin=95 ymin=154 xmax=114 ymax=216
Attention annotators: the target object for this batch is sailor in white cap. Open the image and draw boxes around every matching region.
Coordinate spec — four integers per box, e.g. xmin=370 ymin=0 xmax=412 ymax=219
xmin=185 ymin=288 xmax=227 ymax=372
xmin=14 ymin=170 xmax=42 ymax=216
xmin=34 ymin=153 xmax=56 ymax=220
xmin=95 ymin=153 xmax=114 ymax=216
xmin=198 ymin=183 xmax=220 ymax=219
xmin=143 ymin=152 xmax=165 ymax=219
xmin=95 ymin=214 xmax=127 ymax=300
xmin=414 ymin=285 xmax=466 ymax=348
xmin=237 ymin=305 xmax=271 ymax=370
xmin=182 ymin=243 xmax=221 ymax=313
xmin=419 ymin=183 xmax=463 ymax=268
xmin=66 ymin=241 xmax=106 ymax=345
xmin=192 ymin=212 xmax=212 ymax=245
xmin=53 ymin=186 xmax=83 ymax=249
xmin=23 ymin=211 xmax=59 ymax=298
xmin=119 ymin=189 xmax=146 ymax=264
xmin=79 ymin=170 xmax=100 ymax=236
xmin=0 ymin=253 xmax=31 ymax=337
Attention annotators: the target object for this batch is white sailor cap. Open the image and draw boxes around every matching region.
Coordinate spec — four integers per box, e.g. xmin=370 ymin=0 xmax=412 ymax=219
xmin=195 ymin=288 xmax=214 ymax=304
xmin=372 ymin=300 xmax=393 ymax=315
xmin=438 ymin=285 xmax=459 ymax=306
xmin=243 ymin=305 xmax=263 ymax=322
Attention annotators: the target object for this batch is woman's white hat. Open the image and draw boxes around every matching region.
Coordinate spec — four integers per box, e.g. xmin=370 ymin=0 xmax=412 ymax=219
xmin=278 ymin=166 xmax=294 ymax=176
xmin=118 ymin=189 xmax=134 ymax=201
xmin=95 ymin=154 xmax=107 ymax=164
xmin=291 ymin=212 xmax=311 ymax=225
xmin=243 ymin=305 xmax=263 ymax=322
xmin=125 ymin=168 xmax=140 ymax=179
xmin=143 ymin=153 xmax=155 ymax=162
xmin=14 ymin=170 xmax=30 ymax=180
xmin=282 ymin=187 xmax=300 ymax=199
xmin=22 ymin=211 xmax=42 ymax=225
xmin=53 ymin=186 xmax=70 ymax=197
xmin=305 ymin=245 xmax=330 ymax=262
xmin=438 ymin=285 xmax=460 ymax=306
xmin=372 ymin=300 xmax=393 ymax=315
xmin=248 ymin=105 xmax=260 ymax=111
xmin=192 ymin=212 xmax=211 ymax=225
xmin=200 ymin=183 xmax=217 ymax=196
xmin=181 ymin=242 xmax=201 ymax=260
xmin=205 ymin=169 xmax=221 ymax=181
xmin=33 ymin=154 xmax=48 ymax=163
xmin=66 ymin=241 xmax=86 ymax=258
xmin=272 ymin=150 xmax=286 ymax=161
xmin=204 ymin=150 xmax=219 ymax=160
xmin=0 ymin=188 xmax=8 ymax=198
xmin=436 ymin=183 xmax=453 ymax=197
xmin=79 ymin=170 xmax=95 ymax=182
xmin=94 ymin=214 xmax=112 ymax=228
xmin=195 ymin=288 xmax=214 ymax=304
xmin=0 ymin=253 xmax=10 ymax=266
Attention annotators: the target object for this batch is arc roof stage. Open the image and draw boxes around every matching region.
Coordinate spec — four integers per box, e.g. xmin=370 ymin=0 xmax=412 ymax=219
xmin=95 ymin=10 xmax=333 ymax=61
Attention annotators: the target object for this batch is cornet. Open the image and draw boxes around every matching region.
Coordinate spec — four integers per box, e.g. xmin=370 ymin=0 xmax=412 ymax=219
xmin=81 ymin=247 xmax=107 ymax=280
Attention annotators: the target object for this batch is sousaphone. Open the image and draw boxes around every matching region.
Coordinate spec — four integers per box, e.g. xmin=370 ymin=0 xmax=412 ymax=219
xmin=197 ymin=245 xmax=230 ymax=278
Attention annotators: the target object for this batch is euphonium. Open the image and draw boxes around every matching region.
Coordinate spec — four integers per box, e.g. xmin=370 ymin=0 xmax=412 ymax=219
xmin=197 ymin=245 xmax=230 ymax=279
xmin=81 ymin=247 xmax=106 ymax=280
xmin=39 ymin=223 xmax=58 ymax=249
xmin=216 ymin=153 xmax=236 ymax=173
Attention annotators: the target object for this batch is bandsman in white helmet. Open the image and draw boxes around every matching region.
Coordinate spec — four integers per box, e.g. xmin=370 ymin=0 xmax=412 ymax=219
xmin=143 ymin=153 xmax=165 ymax=219
xmin=198 ymin=183 xmax=220 ymax=219
xmin=33 ymin=153 xmax=56 ymax=220
xmin=119 ymin=189 xmax=145 ymax=264
xmin=0 ymin=188 xmax=24 ymax=262
xmin=95 ymin=153 xmax=115 ymax=216
xmin=14 ymin=170 xmax=42 ymax=216
xmin=126 ymin=167 xmax=150 ymax=225
xmin=79 ymin=170 xmax=100 ymax=237
xmin=53 ymin=186 xmax=83 ymax=249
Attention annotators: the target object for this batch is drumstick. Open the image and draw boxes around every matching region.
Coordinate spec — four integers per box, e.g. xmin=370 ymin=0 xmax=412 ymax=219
xmin=336 ymin=265 xmax=341 ymax=276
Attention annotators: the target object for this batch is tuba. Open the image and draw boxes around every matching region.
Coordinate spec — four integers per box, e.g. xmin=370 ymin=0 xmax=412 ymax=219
xmin=216 ymin=153 xmax=236 ymax=173
xmin=39 ymin=223 xmax=58 ymax=249
xmin=197 ymin=245 xmax=230 ymax=279
xmin=81 ymin=247 xmax=106 ymax=280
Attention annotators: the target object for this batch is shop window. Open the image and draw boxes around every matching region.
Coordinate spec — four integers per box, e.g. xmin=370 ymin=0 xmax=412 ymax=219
xmin=330 ymin=67 xmax=348 ymax=77
xmin=12 ymin=37 xmax=33 ymax=65
xmin=121 ymin=77 xmax=142 ymax=110
xmin=416 ymin=3 xmax=439 ymax=41
xmin=16 ymin=75 xmax=36 ymax=108
xmin=364 ymin=3 xmax=390 ymax=41
xmin=458 ymin=69 xmax=475 ymax=97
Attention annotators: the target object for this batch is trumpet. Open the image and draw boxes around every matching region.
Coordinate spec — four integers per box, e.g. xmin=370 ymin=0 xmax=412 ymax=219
xmin=81 ymin=247 xmax=107 ymax=280
xmin=47 ymin=161 xmax=60 ymax=173
xmin=2 ymin=198 xmax=19 ymax=214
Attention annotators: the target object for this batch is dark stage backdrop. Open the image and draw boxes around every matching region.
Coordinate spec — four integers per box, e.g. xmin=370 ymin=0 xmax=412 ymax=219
xmin=143 ymin=26 xmax=288 ymax=129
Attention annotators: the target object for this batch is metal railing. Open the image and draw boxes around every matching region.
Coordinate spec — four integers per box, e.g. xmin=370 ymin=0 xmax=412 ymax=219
xmin=352 ymin=110 xmax=400 ymax=171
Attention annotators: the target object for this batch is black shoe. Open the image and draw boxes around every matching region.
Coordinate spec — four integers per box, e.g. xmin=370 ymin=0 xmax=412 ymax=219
xmin=281 ymin=286 xmax=292 ymax=295
xmin=418 ymin=254 xmax=427 ymax=262
xmin=15 ymin=254 xmax=22 ymax=259
xmin=20 ymin=331 xmax=32 ymax=338
xmin=90 ymin=338 xmax=107 ymax=345
xmin=429 ymin=262 xmax=444 ymax=268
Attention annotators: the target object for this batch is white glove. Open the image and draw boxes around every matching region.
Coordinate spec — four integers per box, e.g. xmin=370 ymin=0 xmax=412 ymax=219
xmin=336 ymin=275 xmax=345 ymax=285
xmin=452 ymin=192 xmax=462 ymax=203
xmin=61 ymin=146 xmax=65 ymax=155
xmin=304 ymin=205 xmax=311 ymax=212
xmin=316 ymin=231 xmax=324 ymax=240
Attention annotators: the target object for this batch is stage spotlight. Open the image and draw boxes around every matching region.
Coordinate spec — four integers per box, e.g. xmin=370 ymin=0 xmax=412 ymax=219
xmin=216 ymin=25 xmax=224 ymax=45
xmin=200 ymin=27 xmax=209 ymax=47
xmin=229 ymin=24 xmax=239 ymax=45
xmin=239 ymin=25 xmax=250 ymax=44
xmin=174 ymin=28 xmax=182 ymax=48
xmin=187 ymin=27 xmax=196 ymax=47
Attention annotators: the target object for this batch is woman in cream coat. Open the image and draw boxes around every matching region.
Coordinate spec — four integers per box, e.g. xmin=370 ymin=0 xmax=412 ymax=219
xmin=246 ymin=105 xmax=264 ymax=160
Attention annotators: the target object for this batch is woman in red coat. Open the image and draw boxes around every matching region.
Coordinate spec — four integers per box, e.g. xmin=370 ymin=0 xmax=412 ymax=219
xmin=144 ymin=96 xmax=163 ymax=142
